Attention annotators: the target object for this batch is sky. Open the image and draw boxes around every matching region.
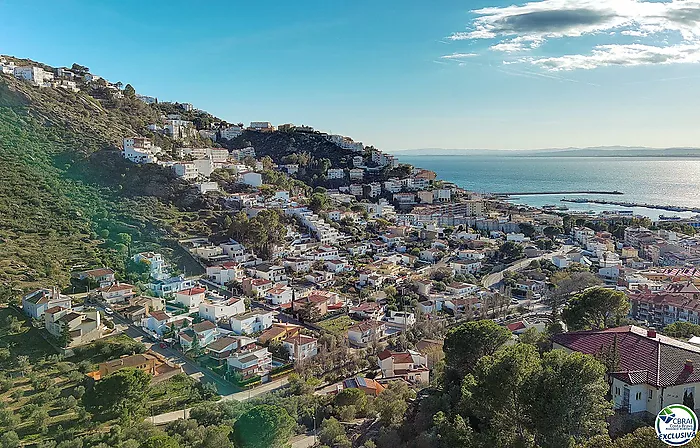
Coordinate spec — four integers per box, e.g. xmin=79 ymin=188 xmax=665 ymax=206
xmin=2 ymin=0 xmax=700 ymax=151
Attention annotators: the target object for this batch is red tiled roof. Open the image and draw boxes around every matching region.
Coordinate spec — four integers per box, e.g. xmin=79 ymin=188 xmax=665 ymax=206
xmin=283 ymin=334 xmax=317 ymax=346
xmin=149 ymin=310 xmax=170 ymax=321
xmin=176 ymin=287 xmax=206 ymax=296
xmin=378 ymin=349 xmax=413 ymax=364
xmin=553 ymin=326 xmax=700 ymax=387
xmin=44 ymin=306 xmax=65 ymax=314
xmin=99 ymin=283 xmax=134 ymax=293
xmin=506 ymin=321 xmax=526 ymax=332
xmin=192 ymin=320 xmax=216 ymax=333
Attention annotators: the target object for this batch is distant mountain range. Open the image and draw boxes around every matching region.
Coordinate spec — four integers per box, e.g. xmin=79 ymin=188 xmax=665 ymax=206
xmin=390 ymin=146 xmax=700 ymax=158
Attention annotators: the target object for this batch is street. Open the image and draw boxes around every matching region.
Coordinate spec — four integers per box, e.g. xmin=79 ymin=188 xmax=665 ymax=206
xmin=482 ymin=245 xmax=571 ymax=289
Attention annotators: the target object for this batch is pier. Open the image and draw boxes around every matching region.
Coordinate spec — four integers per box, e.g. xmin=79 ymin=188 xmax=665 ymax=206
xmin=560 ymin=198 xmax=700 ymax=214
xmin=496 ymin=190 xmax=623 ymax=197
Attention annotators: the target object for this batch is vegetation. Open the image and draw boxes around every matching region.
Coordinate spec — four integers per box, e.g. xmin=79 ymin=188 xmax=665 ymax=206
xmin=663 ymin=321 xmax=700 ymax=339
xmin=0 ymin=72 xmax=217 ymax=291
xmin=562 ymin=287 xmax=630 ymax=331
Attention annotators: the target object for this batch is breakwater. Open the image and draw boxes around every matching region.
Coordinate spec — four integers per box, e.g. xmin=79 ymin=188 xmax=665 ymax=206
xmin=496 ymin=190 xmax=623 ymax=197
xmin=561 ymin=198 xmax=700 ymax=214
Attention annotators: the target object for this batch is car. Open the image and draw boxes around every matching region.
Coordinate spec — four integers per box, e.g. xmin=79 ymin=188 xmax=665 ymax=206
xmin=510 ymin=299 xmax=519 ymax=305
xmin=104 ymin=307 xmax=113 ymax=315
xmin=159 ymin=342 xmax=167 ymax=349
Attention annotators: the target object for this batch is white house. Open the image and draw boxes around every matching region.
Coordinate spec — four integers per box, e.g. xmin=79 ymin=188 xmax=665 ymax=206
xmin=347 ymin=320 xmax=387 ymax=348
xmin=249 ymin=121 xmax=274 ymax=131
xmin=385 ymin=311 xmax=416 ymax=328
xmin=349 ymin=169 xmax=364 ymax=181
xmin=22 ymin=288 xmax=72 ymax=320
xmin=14 ymin=66 xmax=49 ymax=86
xmin=230 ymin=310 xmax=275 ymax=335
xmin=172 ymin=287 xmax=207 ymax=311
xmin=206 ymin=263 xmax=243 ymax=285
xmin=554 ymin=326 xmax=700 ymax=418
xmin=241 ymin=172 xmax=263 ymax=187
xmin=220 ymin=125 xmax=243 ymax=140
xmin=446 ymin=282 xmax=479 ymax=296
xmin=282 ymin=334 xmax=318 ymax=361
xmin=227 ymin=347 xmax=273 ymax=378
xmin=283 ymin=257 xmax=312 ymax=273
xmin=266 ymin=286 xmax=294 ymax=306
xmin=98 ymin=283 xmax=135 ymax=304
xmin=251 ymin=263 xmax=287 ymax=283
xmin=123 ymin=137 xmax=158 ymax=164
xmin=198 ymin=298 xmax=246 ymax=322
xmin=451 ymin=260 xmax=482 ymax=275
xmin=378 ymin=349 xmax=430 ymax=383
xmin=327 ymin=168 xmax=345 ymax=180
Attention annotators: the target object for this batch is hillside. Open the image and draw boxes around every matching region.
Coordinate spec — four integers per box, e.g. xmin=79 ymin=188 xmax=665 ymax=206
xmin=0 ymin=67 xmax=221 ymax=291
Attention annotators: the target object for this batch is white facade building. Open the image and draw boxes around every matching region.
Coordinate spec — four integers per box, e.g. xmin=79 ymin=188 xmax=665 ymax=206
xmin=123 ymin=137 xmax=158 ymax=164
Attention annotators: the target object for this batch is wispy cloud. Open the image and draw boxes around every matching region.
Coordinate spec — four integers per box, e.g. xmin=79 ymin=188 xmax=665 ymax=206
xmin=444 ymin=0 xmax=700 ymax=70
xmin=441 ymin=52 xmax=479 ymax=59
xmin=525 ymin=42 xmax=700 ymax=70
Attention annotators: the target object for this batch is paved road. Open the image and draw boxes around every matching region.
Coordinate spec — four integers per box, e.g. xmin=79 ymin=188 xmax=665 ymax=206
xmin=290 ymin=434 xmax=316 ymax=448
xmin=482 ymin=245 xmax=571 ymax=289
xmin=147 ymin=377 xmax=290 ymax=425
xmin=110 ymin=310 xmax=239 ymax=395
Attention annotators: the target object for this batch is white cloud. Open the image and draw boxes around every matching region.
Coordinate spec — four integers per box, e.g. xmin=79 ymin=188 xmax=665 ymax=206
xmin=526 ymin=43 xmax=700 ymax=70
xmin=450 ymin=0 xmax=700 ymax=42
xmin=446 ymin=0 xmax=700 ymax=70
xmin=441 ymin=52 xmax=479 ymax=59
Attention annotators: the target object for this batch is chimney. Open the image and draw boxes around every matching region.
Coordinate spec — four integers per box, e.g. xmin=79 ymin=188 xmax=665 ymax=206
xmin=685 ymin=359 xmax=694 ymax=373
xmin=648 ymin=328 xmax=657 ymax=338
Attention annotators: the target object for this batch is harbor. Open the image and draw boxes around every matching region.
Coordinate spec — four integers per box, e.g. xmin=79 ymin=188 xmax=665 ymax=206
xmin=561 ymin=198 xmax=700 ymax=214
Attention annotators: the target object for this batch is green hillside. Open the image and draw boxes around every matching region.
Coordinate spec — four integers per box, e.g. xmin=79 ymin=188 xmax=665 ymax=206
xmin=0 ymin=69 xmax=219 ymax=292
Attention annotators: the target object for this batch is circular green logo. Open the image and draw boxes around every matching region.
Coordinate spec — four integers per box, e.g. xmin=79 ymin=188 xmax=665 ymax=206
xmin=656 ymin=404 xmax=698 ymax=446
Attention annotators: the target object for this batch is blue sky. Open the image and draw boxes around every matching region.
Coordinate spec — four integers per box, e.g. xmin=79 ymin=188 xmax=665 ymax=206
xmin=2 ymin=0 xmax=700 ymax=150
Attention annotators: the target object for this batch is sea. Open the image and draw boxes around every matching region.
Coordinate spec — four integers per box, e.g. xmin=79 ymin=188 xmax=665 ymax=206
xmin=394 ymin=155 xmax=700 ymax=221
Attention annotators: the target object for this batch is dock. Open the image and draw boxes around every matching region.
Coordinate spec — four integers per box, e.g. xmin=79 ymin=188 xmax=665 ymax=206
xmin=496 ymin=190 xmax=623 ymax=197
xmin=560 ymin=198 xmax=700 ymax=214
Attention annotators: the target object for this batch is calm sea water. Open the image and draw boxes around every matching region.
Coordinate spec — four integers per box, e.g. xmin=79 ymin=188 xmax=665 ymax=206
xmin=395 ymin=155 xmax=700 ymax=220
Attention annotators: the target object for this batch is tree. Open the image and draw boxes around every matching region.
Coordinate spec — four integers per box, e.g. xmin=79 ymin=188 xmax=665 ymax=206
xmin=124 ymin=84 xmax=136 ymax=98
xmin=546 ymin=271 xmax=601 ymax=316
xmin=309 ymin=192 xmax=329 ymax=213
xmin=0 ymin=431 xmax=19 ymax=448
xmin=232 ymin=405 xmax=295 ymax=448
xmin=334 ymin=387 xmax=368 ymax=417
xmin=373 ymin=381 xmax=415 ymax=428
xmin=543 ymin=226 xmax=562 ymax=239
xmin=562 ymin=287 xmax=630 ymax=331
xmin=470 ymin=344 xmax=541 ymax=446
xmin=189 ymin=333 xmax=201 ymax=357
xmin=59 ymin=323 xmax=74 ymax=348
xmin=663 ymin=321 xmax=700 ymax=339
xmin=83 ymin=368 xmax=151 ymax=419
xmin=319 ymin=417 xmax=347 ymax=446
xmin=71 ymin=63 xmax=89 ymax=74
xmin=117 ymin=233 xmax=132 ymax=256
xmin=499 ymin=241 xmax=524 ymax=262
xmin=141 ymin=435 xmax=180 ymax=448
xmin=519 ymin=223 xmax=536 ymax=238
xmin=443 ymin=320 xmax=511 ymax=379
xmin=526 ymin=350 xmax=611 ymax=448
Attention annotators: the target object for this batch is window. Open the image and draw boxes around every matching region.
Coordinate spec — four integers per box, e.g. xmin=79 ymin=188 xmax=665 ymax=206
xmin=635 ymin=392 xmax=642 ymax=401
xmin=649 ymin=390 xmax=653 ymax=400
xmin=615 ymin=387 xmax=620 ymax=396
